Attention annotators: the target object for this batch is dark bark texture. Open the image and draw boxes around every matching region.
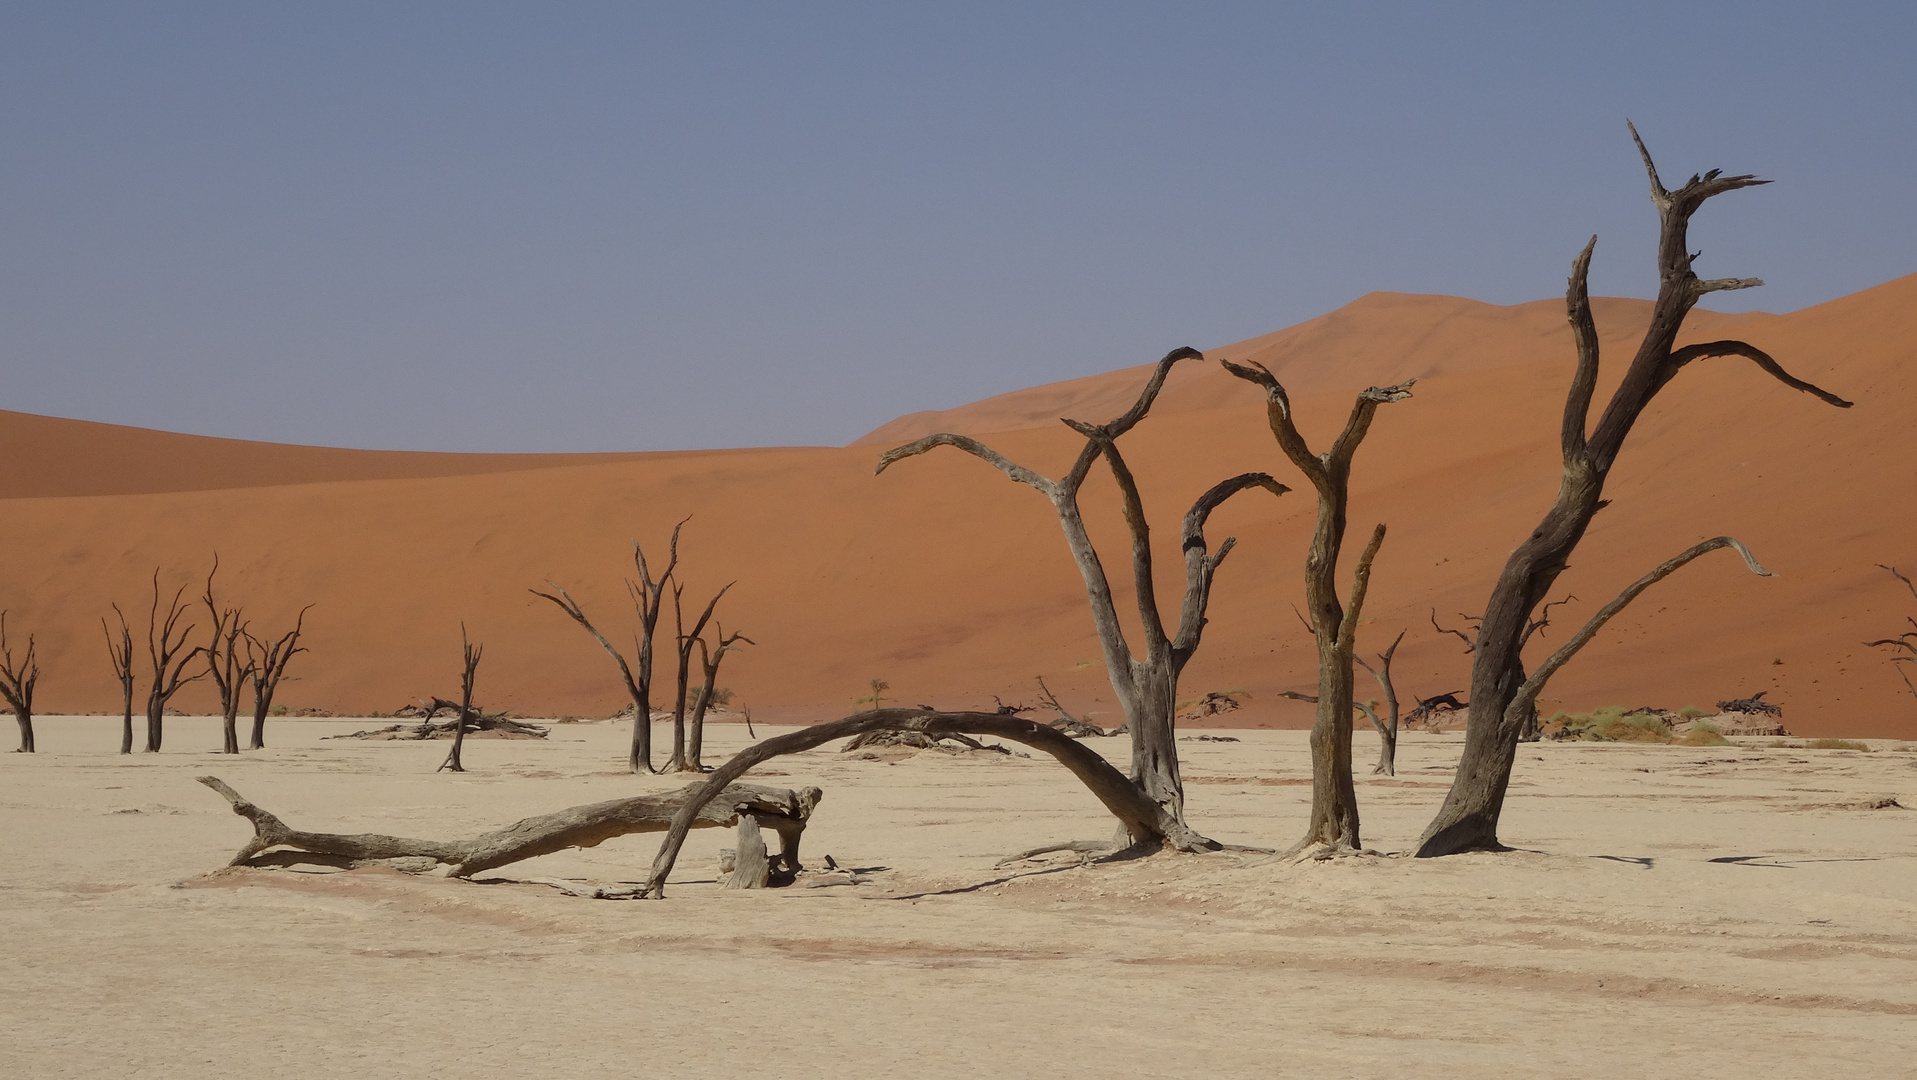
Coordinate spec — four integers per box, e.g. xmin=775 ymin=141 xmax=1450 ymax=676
xmin=641 ymin=709 xmax=1216 ymax=897
xmin=877 ymin=349 xmax=1285 ymax=848
xmin=143 ymin=570 xmax=203 ymax=753
xmin=0 ymin=612 xmax=38 ymax=753
xmin=1220 ymin=354 xmax=1413 ymax=852
xmin=1417 ymin=126 xmax=1852 ymax=856
xmin=437 ymin=627 xmax=482 ymax=773
xmin=103 ymin=606 xmax=137 ymax=755
xmin=198 ymin=775 xmax=820 ymax=882
xmin=241 ymin=607 xmax=310 ymax=750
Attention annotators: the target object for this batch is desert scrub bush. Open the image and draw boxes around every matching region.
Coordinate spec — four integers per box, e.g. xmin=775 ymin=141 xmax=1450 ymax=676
xmin=1804 ymin=738 xmax=1871 ymax=751
xmin=1677 ymin=721 xmax=1730 ymax=747
xmin=1677 ymin=705 xmax=1708 ymax=719
xmin=1547 ymin=705 xmax=1675 ymax=743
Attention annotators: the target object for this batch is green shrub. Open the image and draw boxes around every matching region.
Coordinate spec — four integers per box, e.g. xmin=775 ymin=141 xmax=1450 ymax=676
xmin=1805 ymin=738 xmax=1870 ymax=751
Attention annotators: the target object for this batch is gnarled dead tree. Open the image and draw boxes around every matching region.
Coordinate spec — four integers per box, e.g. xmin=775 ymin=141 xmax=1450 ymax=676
xmin=531 ymin=523 xmax=682 ymax=774
xmin=198 ymin=558 xmax=255 ymax=755
xmin=240 ymin=606 xmax=310 ymax=749
xmin=640 ymin=708 xmax=1252 ymax=897
xmin=687 ymin=623 xmax=751 ymax=767
xmin=666 ymin=581 xmax=734 ymax=772
xmin=1416 ymin=126 xmax=1852 ymax=857
xmin=1354 ymin=630 xmax=1405 ymax=776
xmin=1221 ymin=356 xmax=1414 ymax=853
xmin=877 ymin=349 xmax=1286 ymax=850
xmin=197 ymin=775 xmax=821 ymax=891
xmin=144 ymin=570 xmax=204 ymax=753
xmin=437 ymin=626 xmax=482 ymax=774
xmin=0 ymin=612 xmax=40 ymax=753
xmin=1865 ymin=564 xmax=1917 ymax=702
xmin=103 ymin=605 xmax=136 ymax=754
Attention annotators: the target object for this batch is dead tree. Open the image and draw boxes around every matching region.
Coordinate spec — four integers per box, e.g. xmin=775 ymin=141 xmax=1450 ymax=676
xmin=531 ymin=524 xmax=682 ymax=774
xmin=686 ymin=623 xmax=752 ymax=768
xmin=0 ymin=613 xmax=39 ymax=753
xmin=198 ymin=558 xmax=254 ymax=755
xmin=1417 ymin=127 xmax=1852 ymax=857
xmin=666 ymin=581 xmax=733 ymax=773
xmin=640 ymin=708 xmax=1265 ymax=897
xmin=1221 ymin=353 xmax=1414 ymax=853
xmin=437 ymin=626 xmax=482 ymax=774
xmin=1035 ymin=675 xmax=1113 ymax=737
xmin=1353 ymin=630 xmax=1405 ymax=776
xmin=1431 ymin=595 xmax=1574 ymax=743
xmin=878 ymin=350 xmax=1285 ymax=851
xmin=103 ymin=606 xmax=136 ymax=754
xmin=197 ymin=775 xmax=821 ymax=891
xmin=1865 ymin=564 xmax=1917 ymax=702
xmin=143 ymin=570 xmax=204 ymax=753
xmin=240 ymin=606 xmax=310 ymax=749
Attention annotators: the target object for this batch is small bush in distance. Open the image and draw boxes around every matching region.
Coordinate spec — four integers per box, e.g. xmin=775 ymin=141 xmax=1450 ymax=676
xmin=1805 ymin=738 xmax=1871 ymax=751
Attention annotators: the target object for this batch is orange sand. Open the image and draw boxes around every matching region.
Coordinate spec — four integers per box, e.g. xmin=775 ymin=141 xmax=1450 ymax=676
xmin=2 ymin=276 xmax=1913 ymax=735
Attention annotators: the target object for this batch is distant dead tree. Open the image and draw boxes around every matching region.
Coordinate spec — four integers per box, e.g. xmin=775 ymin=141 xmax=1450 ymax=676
xmin=531 ymin=524 xmax=682 ymax=774
xmin=103 ymin=605 xmax=136 ymax=754
xmin=1354 ymin=631 xmax=1406 ymax=776
xmin=1417 ymin=126 xmax=1851 ymax=857
xmin=437 ymin=626 xmax=483 ymax=774
xmin=878 ymin=349 xmax=1287 ymax=851
xmin=198 ymin=558 xmax=255 ymax=755
xmin=1222 ymin=353 xmax=1413 ymax=854
xmin=1430 ymin=595 xmax=1574 ymax=743
xmin=686 ymin=622 xmax=752 ymax=770
xmin=240 ymin=607 xmax=310 ymax=750
xmin=853 ymin=677 xmax=890 ymax=711
xmin=0 ymin=612 xmax=40 ymax=753
xmin=1865 ymin=564 xmax=1917 ymax=702
xmin=143 ymin=569 xmax=204 ymax=753
xmin=665 ymin=580 xmax=734 ymax=772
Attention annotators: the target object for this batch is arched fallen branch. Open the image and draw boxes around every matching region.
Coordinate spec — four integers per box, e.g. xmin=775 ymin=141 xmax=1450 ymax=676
xmin=640 ymin=709 xmax=1232 ymax=898
xmin=197 ymin=775 xmax=821 ymax=882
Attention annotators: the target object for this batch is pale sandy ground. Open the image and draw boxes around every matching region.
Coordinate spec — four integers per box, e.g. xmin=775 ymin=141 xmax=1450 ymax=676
xmin=4 ymin=717 xmax=1916 ymax=1079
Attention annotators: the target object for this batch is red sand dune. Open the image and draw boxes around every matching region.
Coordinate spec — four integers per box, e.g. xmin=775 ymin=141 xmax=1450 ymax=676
xmin=3 ymin=276 xmax=1914 ymax=737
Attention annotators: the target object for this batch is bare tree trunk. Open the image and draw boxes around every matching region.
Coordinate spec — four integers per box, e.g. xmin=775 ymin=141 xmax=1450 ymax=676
xmin=142 ymin=570 xmax=203 ymax=754
xmin=1354 ymin=630 xmax=1405 ymax=776
xmin=199 ymin=557 xmax=253 ymax=755
xmin=641 ymin=709 xmax=1236 ymax=897
xmin=688 ymin=625 xmax=751 ymax=771
xmin=438 ymin=626 xmax=482 ymax=774
xmin=1865 ymin=564 xmax=1917 ymax=702
xmin=105 ymin=605 xmax=136 ymax=754
xmin=197 ymin=775 xmax=820 ymax=882
xmin=531 ymin=524 xmax=684 ymax=775
xmin=0 ymin=613 xmax=38 ymax=753
xmin=1416 ymin=126 xmax=1851 ymax=856
xmin=241 ymin=607 xmax=309 ymax=750
xmin=878 ymin=349 xmax=1286 ymax=845
xmin=665 ymin=581 xmax=732 ymax=773
xmin=1221 ymin=354 xmax=1414 ymax=852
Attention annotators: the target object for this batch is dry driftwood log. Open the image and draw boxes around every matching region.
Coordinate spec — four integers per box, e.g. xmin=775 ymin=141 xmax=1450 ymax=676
xmin=197 ymin=775 xmax=821 ymax=883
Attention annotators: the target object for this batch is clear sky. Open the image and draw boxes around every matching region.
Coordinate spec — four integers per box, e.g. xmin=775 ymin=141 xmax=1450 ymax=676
xmin=3 ymin=3 xmax=1912 ymax=452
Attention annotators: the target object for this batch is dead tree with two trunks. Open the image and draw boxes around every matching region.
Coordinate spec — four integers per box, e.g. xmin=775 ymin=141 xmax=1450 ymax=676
xmin=0 ymin=612 xmax=40 ymax=753
xmin=687 ymin=623 xmax=752 ymax=766
xmin=1221 ymin=356 xmax=1413 ymax=853
xmin=1865 ymin=564 xmax=1917 ymax=702
xmin=144 ymin=570 xmax=204 ymax=753
xmin=532 ymin=524 xmax=682 ymax=774
xmin=1416 ymin=125 xmax=1852 ymax=857
xmin=665 ymin=580 xmax=734 ymax=772
xmin=103 ymin=606 xmax=137 ymax=754
xmin=437 ymin=626 xmax=483 ymax=774
xmin=198 ymin=559 xmax=255 ymax=755
xmin=240 ymin=606 xmax=310 ymax=749
xmin=877 ymin=348 xmax=1287 ymax=851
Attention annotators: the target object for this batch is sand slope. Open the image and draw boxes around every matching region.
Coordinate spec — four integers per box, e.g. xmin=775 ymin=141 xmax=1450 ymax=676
xmin=2 ymin=276 xmax=1914 ymax=735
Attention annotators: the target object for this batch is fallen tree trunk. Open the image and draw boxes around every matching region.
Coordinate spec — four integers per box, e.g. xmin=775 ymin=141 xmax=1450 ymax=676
xmin=640 ymin=708 xmax=1223 ymax=898
xmin=197 ymin=775 xmax=822 ymax=880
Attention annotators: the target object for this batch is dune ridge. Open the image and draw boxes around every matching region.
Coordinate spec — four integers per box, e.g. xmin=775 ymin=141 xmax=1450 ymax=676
xmin=2 ymin=274 xmax=1913 ymax=736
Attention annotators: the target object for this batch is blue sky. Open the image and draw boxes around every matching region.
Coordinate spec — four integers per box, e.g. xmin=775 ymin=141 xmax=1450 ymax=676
xmin=2 ymin=3 xmax=1911 ymax=451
